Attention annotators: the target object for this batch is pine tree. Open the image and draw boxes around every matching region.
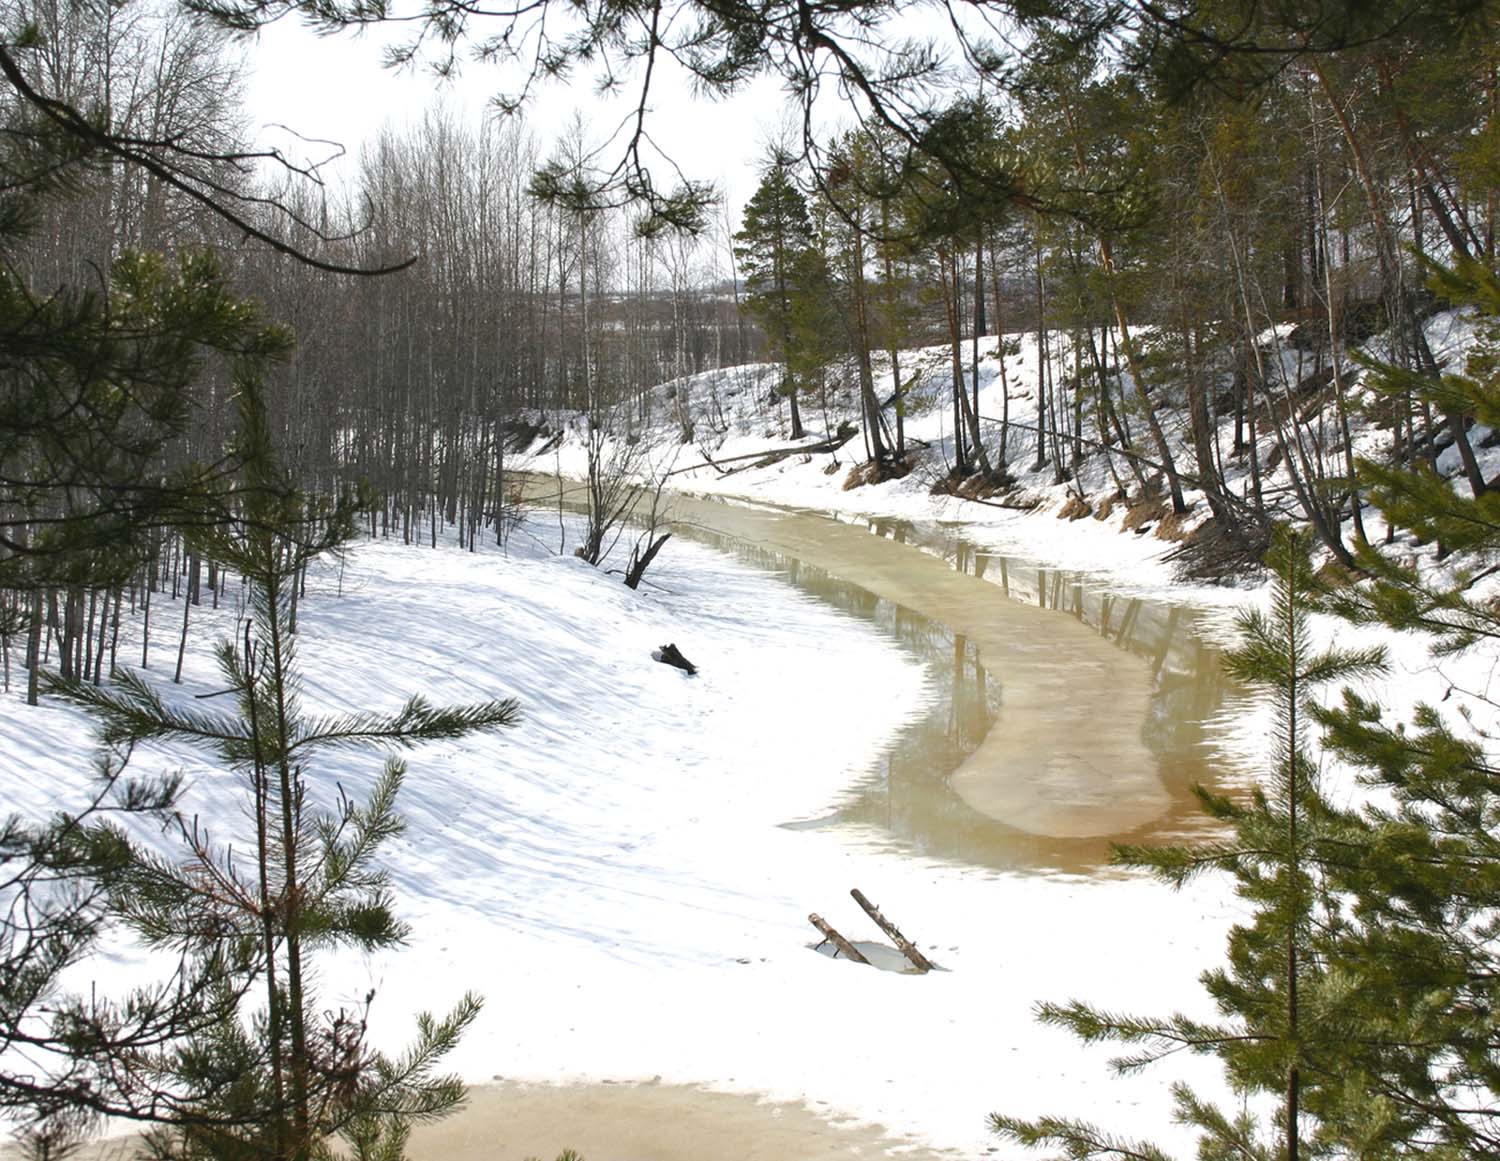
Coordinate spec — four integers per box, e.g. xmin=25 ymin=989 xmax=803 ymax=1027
xmin=994 ymin=261 xmax=1500 ymax=1160
xmin=0 ymin=251 xmax=298 ymax=1132
xmin=1343 ymin=257 xmax=1500 ymax=650
xmin=1293 ymin=255 xmax=1500 ymax=1154
xmin=785 ymin=212 xmax=841 ymax=427
xmin=29 ymin=384 xmax=521 ymax=1160
xmin=734 ymin=159 xmax=823 ymax=440
xmin=0 ymin=35 xmax=351 ymax=1141
xmin=0 ymin=240 xmax=290 ymax=591
xmin=820 ymin=132 xmax=891 ymax=466
xmin=1307 ymin=688 xmax=1500 ymax=1154
xmin=905 ymin=95 xmax=1017 ymax=480
xmin=992 ymin=531 xmax=1385 ymax=1161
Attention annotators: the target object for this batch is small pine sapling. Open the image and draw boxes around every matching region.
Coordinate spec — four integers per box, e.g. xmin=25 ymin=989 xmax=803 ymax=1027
xmin=47 ymin=383 xmax=521 ymax=1161
xmin=991 ymin=530 xmax=1385 ymax=1161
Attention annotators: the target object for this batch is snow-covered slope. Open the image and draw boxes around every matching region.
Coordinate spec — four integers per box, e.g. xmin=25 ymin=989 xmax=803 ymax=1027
xmin=4 ymin=513 xmax=1242 ymax=1158
xmin=14 ymin=313 xmax=1490 ymax=1157
xmin=496 ymin=315 xmax=1500 ymax=1152
xmin=540 ymin=308 xmax=1491 ymax=606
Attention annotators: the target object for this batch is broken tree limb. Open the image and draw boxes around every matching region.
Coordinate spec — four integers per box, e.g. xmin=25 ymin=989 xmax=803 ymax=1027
xmin=850 ymin=889 xmax=934 ymax=973
xmin=668 ymin=426 xmax=859 ymax=478
xmin=808 ymin=913 xmax=869 ymax=964
xmin=652 ymin=642 xmax=697 ymax=675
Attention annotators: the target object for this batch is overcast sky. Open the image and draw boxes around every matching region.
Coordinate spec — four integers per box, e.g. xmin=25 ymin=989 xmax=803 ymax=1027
xmin=243 ymin=16 xmax=790 ymax=222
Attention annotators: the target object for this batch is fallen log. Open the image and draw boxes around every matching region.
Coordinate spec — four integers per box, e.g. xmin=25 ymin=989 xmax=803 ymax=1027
xmin=808 ymin=913 xmax=869 ymax=964
xmin=668 ymin=426 xmax=859 ymax=478
xmin=963 ymin=494 xmax=1042 ymax=513
xmin=850 ymin=888 xmax=934 ymax=973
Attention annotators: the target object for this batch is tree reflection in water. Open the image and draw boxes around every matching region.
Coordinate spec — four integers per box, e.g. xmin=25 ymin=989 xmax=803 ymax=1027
xmin=633 ymin=503 xmax=1251 ymax=876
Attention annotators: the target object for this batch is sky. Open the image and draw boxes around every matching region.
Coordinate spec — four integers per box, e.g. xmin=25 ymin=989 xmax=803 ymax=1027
xmin=242 ymin=14 xmax=789 ymax=221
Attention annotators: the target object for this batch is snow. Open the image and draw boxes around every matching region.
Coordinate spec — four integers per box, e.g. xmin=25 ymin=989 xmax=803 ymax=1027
xmin=546 ymin=340 xmax=1240 ymax=608
xmin=11 ymin=313 xmax=1495 ymax=1159
xmin=3 ymin=508 xmax=1248 ymax=1159
xmin=473 ymin=314 xmax=1500 ymax=1152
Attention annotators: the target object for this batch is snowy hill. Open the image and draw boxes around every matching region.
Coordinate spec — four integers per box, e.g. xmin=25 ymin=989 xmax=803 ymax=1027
xmin=3 ymin=506 xmax=1251 ymax=1159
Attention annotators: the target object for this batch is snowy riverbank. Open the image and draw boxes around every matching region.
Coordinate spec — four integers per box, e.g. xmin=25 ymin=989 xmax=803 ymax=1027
xmin=15 ymin=304 xmax=1479 ymax=1153
xmin=4 ymin=504 xmax=1260 ymax=1159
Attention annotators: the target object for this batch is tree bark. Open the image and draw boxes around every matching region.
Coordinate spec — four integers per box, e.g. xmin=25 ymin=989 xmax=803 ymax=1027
xmin=625 ymin=532 xmax=671 ymax=590
xmin=850 ymin=889 xmax=934 ymax=972
xmin=808 ymin=913 xmax=869 ymax=964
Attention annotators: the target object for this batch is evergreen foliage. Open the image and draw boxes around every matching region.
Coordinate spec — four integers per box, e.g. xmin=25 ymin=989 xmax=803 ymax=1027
xmin=993 ymin=531 xmax=1386 ymax=1160
xmin=734 ymin=159 xmax=828 ymax=440
xmin=12 ymin=385 xmax=521 ymax=1158
xmin=0 ymin=11 xmax=520 ymax=1149
xmin=992 ymin=255 xmax=1500 ymax=1157
xmin=1342 ymin=258 xmax=1500 ymax=650
xmin=1 ymin=0 xmax=1499 ymax=1153
xmin=0 ymin=237 xmax=290 ymax=589
xmin=1310 ymin=690 xmax=1500 ymax=1154
xmin=1296 ymin=257 xmax=1500 ymax=1154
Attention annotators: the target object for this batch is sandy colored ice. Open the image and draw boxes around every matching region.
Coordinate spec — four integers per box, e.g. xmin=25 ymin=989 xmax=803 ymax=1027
xmin=414 ymin=1081 xmax=961 ymax=1160
xmin=16 ymin=1082 xmax=959 ymax=1161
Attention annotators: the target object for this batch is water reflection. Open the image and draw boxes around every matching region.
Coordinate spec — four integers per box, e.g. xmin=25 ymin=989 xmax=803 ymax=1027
xmin=524 ymin=476 xmax=1242 ymax=877
xmin=685 ymin=519 xmax=1241 ymax=877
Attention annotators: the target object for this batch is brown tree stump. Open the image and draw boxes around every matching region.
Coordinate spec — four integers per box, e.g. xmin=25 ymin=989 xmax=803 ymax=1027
xmin=652 ymin=642 xmax=697 ymax=675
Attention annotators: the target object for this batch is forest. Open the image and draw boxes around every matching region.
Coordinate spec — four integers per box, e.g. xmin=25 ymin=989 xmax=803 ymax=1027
xmin=3 ymin=0 xmax=1500 ymax=1157
xmin=3 ymin=0 xmax=1497 ymax=609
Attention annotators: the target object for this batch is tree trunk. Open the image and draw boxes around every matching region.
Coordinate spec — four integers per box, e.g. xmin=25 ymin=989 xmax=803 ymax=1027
xmin=625 ymin=532 xmax=671 ymax=590
xmin=25 ymin=591 xmax=41 ymax=707
xmin=850 ymin=889 xmax=934 ymax=972
xmin=851 ymin=226 xmax=887 ymax=462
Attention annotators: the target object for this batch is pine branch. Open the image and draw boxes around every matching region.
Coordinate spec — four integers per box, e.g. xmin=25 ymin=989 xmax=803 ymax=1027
xmin=1035 ymin=1000 xmax=1247 ymax=1068
xmin=294 ymin=696 xmax=522 ymax=754
xmin=989 ymin=1112 xmax=1174 ymax=1161
xmin=1111 ymin=839 xmax=1252 ymax=886
xmin=44 ymin=670 xmax=249 ymax=751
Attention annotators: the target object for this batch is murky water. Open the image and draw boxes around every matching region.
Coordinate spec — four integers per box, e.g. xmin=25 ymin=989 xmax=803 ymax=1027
xmin=688 ymin=519 xmax=1239 ymax=875
xmin=526 ymin=478 xmax=1247 ymax=877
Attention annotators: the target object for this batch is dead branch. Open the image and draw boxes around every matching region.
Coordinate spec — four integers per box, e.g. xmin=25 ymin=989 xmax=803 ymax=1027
xmin=668 ymin=427 xmax=859 ymax=478
xmin=850 ymin=888 xmax=934 ymax=972
xmin=808 ymin=913 xmax=869 ymax=964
